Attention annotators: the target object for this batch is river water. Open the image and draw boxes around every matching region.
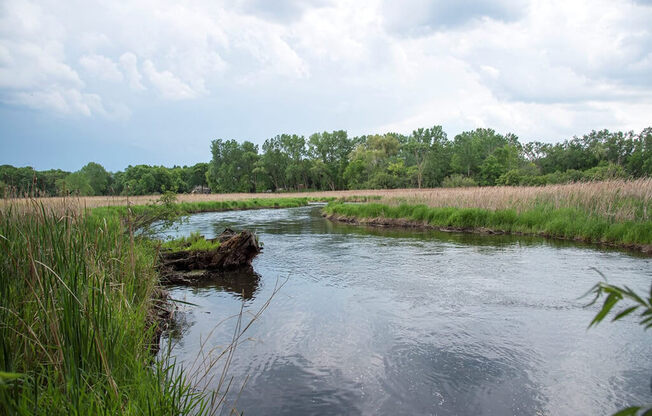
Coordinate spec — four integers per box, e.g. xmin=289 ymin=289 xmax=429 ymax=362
xmin=159 ymin=205 xmax=652 ymax=415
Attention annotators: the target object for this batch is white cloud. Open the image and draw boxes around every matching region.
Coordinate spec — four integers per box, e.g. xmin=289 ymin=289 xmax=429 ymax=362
xmin=0 ymin=40 xmax=83 ymax=90
xmin=362 ymin=0 xmax=652 ymax=139
xmin=78 ymin=32 xmax=112 ymax=52
xmin=9 ymin=87 xmax=103 ymax=116
xmin=0 ymin=0 xmax=80 ymax=90
xmin=0 ymin=0 xmax=107 ymax=116
xmin=79 ymin=54 xmax=123 ymax=82
xmin=0 ymin=0 xmax=650 ymax=139
xmin=119 ymin=52 xmax=145 ymax=91
xmin=142 ymin=60 xmax=200 ymax=100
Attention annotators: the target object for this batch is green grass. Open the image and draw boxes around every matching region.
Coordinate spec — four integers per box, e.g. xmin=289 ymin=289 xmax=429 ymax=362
xmin=92 ymin=196 xmax=328 ymax=223
xmin=0 ymin=196 xmax=327 ymax=414
xmin=323 ymin=202 xmax=652 ymax=246
xmin=335 ymin=195 xmax=383 ymax=203
xmin=161 ymin=232 xmax=220 ymax=252
xmin=0 ymin=203 xmax=213 ymax=415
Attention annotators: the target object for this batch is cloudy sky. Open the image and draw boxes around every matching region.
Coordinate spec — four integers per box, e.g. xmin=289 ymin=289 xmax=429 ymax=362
xmin=1 ymin=0 xmax=651 ymax=171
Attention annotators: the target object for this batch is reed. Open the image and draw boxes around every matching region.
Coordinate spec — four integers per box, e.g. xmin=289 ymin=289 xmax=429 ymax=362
xmin=0 ymin=194 xmax=304 ymax=414
xmin=323 ymin=180 xmax=652 ymax=248
xmin=387 ymin=179 xmax=652 ymax=223
xmin=4 ymin=179 xmax=649 ymax=223
xmin=0 ymin=200 xmax=211 ymax=414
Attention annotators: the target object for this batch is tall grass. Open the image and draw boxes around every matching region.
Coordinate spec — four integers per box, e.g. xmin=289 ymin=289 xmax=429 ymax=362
xmin=324 ymin=198 xmax=652 ymax=247
xmin=4 ymin=179 xmax=649 ymax=223
xmin=0 ymin=201 xmax=210 ymax=415
xmin=0 ymin=195 xmax=305 ymax=414
xmin=386 ymin=179 xmax=652 ymax=223
xmin=1 ymin=193 xmax=339 ymax=213
xmin=322 ymin=179 xmax=652 ymax=248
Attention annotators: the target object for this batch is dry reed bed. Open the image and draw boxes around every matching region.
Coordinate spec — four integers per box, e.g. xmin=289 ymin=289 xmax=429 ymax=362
xmin=387 ymin=179 xmax=652 ymax=222
xmin=0 ymin=190 xmax=379 ymax=215
xmin=2 ymin=179 xmax=650 ymax=222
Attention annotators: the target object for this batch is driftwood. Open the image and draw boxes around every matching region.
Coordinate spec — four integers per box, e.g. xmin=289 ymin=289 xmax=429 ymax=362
xmin=151 ymin=229 xmax=262 ymax=352
xmin=158 ymin=229 xmax=261 ymax=285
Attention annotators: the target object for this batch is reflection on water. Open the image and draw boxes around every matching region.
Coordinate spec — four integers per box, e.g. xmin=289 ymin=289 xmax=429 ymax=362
xmin=236 ymin=354 xmax=365 ymax=416
xmin=159 ymin=205 xmax=652 ymax=416
xmin=378 ymin=342 xmax=546 ymax=415
xmin=187 ymin=268 xmax=261 ymax=300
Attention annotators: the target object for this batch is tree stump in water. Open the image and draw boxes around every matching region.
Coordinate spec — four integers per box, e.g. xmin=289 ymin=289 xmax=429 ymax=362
xmin=158 ymin=229 xmax=261 ymax=285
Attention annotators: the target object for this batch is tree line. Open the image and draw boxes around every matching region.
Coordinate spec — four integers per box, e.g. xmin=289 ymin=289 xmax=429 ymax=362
xmin=0 ymin=163 xmax=209 ymax=197
xmin=2 ymin=126 xmax=650 ymax=197
xmin=204 ymin=126 xmax=651 ymax=192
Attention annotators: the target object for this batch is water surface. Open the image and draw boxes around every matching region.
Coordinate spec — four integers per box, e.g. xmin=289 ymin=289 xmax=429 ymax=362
xmin=159 ymin=205 xmax=652 ymax=415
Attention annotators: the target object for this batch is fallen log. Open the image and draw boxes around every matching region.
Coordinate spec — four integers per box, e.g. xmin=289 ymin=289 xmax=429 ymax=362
xmin=157 ymin=229 xmax=262 ymax=285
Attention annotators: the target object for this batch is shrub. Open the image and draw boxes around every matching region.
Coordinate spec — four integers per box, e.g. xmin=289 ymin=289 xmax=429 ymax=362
xmin=442 ymin=174 xmax=478 ymax=188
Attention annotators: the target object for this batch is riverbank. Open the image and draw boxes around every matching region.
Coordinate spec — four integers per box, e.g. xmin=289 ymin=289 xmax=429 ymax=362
xmin=323 ymin=202 xmax=652 ymax=254
xmin=92 ymin=195 xmax=330 ymax=216
xmin=0 ymin=196 xmax=328 ymax=415
xmin=0 ymin=202 xmax=199 ymax=414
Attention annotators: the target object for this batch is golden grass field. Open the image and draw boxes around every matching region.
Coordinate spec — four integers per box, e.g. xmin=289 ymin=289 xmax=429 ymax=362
xmin=3 ymin=178 xmax=651 ymax=222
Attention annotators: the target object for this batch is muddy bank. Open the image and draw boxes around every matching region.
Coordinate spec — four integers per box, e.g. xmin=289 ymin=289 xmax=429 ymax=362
xmin=324 ymin=213 xmax=652 ymax=255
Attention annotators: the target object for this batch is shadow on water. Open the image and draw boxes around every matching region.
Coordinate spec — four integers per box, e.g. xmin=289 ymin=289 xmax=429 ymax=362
xmin=168 ymin=268 xmax=261 ymax=301
xmin=193 ymin=268 xmax=261 ymax=301
xmin=163 ymin=269 xmax=260 ymax=343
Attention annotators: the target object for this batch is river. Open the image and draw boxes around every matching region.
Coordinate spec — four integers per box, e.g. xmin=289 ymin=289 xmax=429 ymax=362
xmin=158 ymin=204 xmax=652 ymax=415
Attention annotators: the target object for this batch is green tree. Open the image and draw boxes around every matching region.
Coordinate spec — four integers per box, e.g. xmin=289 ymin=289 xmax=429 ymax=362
xmin=479 ymin=155 xmax=504 ymax=186
xmin=345 ymin=134 xmax=401 ymax=189
xmin=115 ymin=165 xmax=173 ymax=195
xmin=189 ymin=163 xmax=209 ymax=189
xmin=261 ymin=137 xmax=289 ymax=191
xmin=450 ymin=129 xmax=523 ymax=184
xmin=79 ymin=162 xmax=111 ymax=196
xmin=627 ymin=128 xmax=652 ymax=177
xmin=0 ymin=165 xmax=39 ymax=196
xmin=278 ymin=134 xmax=309 ymax=190
xmin=207 ymin=139 xmax=259 ymax=193
xmin=451 ymin=131 xmax=480 ymax=177
xmin=57 ymin=171 xmax=93 ymax=196
xmin=404 ymin=126 xmax=447 ymax=188
xmin=37 ymin=169 xmax=69 ymax=196
xmin=308 ymin=130 xmax=353 ymax=190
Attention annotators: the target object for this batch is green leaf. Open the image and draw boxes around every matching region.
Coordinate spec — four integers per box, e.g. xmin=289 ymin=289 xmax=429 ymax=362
xmin=589 ymin=292 xmax=622 ymax=328
xmin=622 ymin=285 xmax=646 ymax=306
xmin=611 ymin=406 xmax=639 ymax=416
xmin=0 ymin=371 xmax=25 ymax=384
xmin=612 ymin=306 xmax=639 ymax=322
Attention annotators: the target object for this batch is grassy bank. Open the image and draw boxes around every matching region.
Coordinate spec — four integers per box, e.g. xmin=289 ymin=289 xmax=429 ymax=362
xmin=92 ymin=196 xmax=324 ymax=216
xmin=89 ymin=196 xmax=329 ymax=230
xmin=0 ymin=202 xmax=213 ymax=415
xmin=0 ymin=196 xmax=326 ymax=414
xmin=2 ymin=192 xmax=348 ymax=213
xmin=323 ymin=200 xmax=652 ymax=250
